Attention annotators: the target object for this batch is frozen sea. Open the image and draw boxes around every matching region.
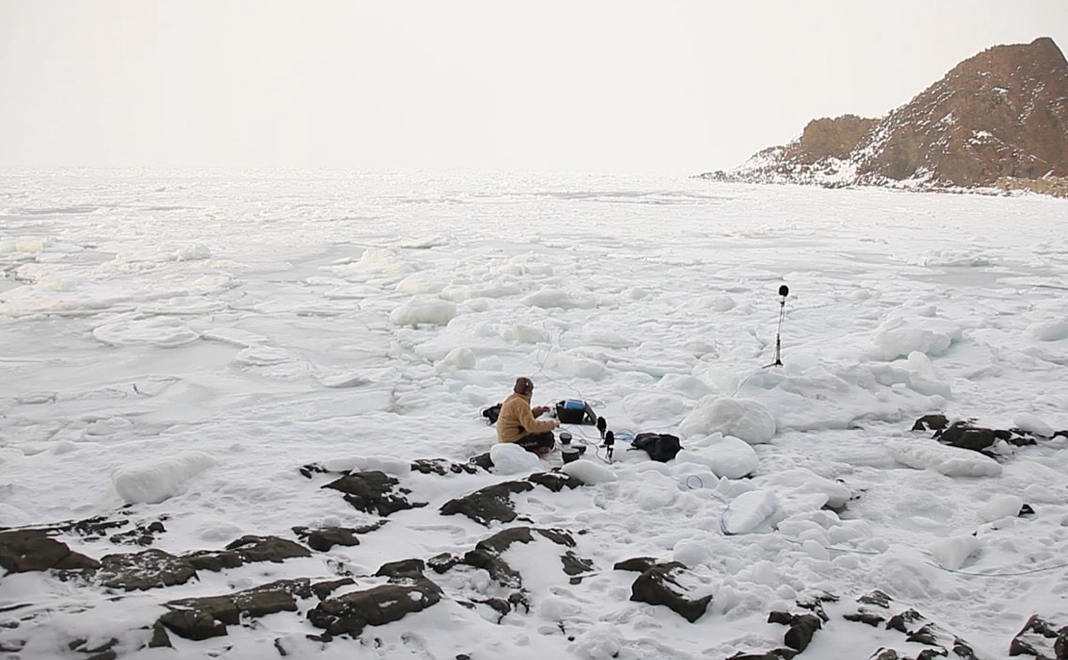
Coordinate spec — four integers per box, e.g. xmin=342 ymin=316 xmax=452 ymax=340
xmin=1 ymin=170 xmax=1067 ymax=659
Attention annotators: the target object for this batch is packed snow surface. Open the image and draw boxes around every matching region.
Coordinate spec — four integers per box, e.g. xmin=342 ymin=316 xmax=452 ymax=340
xmin=1 ymin=170 xmax=1067 ymax=659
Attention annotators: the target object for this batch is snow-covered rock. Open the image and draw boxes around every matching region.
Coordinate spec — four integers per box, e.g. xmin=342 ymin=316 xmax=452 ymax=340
xmin=978 ymin=494 xmax=1025 ymax=522
xmin=1013 ymin=413 xmax=1053 ymax=438
xmin=111 ymin=451 xmax=217 ymax=504
xmin=929 ymin=534 xmax=981 ymax=570
xmin=490 ymin=443 xmax=541 ymax=474
xmin=887 ymin=440 xmax=1002 ymax=477
xmin=561 ymin=459 xmax=617 ymax=485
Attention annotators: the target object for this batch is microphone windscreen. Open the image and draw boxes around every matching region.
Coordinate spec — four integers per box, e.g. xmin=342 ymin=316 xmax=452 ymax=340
xmin=778 ymin=285 xmax=789 ymax=297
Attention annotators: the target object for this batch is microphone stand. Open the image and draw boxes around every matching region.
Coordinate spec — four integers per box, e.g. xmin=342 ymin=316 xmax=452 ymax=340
xmin=764 ymin=285 xmax=789 ymax=368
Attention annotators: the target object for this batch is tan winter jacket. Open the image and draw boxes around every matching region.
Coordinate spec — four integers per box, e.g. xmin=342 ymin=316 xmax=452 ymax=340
xmin=496 ymin=392 xmax=556 ymax=443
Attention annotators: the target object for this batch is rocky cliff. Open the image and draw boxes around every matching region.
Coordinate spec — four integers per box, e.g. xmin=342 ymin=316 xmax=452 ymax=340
xmin=702 ymin=37 xmax=1068 ymax=196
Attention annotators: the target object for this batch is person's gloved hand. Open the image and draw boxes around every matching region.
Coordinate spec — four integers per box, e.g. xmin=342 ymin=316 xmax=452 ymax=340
xmin=532 ymin=405 xmax=550 ymax=417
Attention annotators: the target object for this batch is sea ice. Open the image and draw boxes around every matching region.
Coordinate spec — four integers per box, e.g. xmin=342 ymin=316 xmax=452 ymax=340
xmin=389 ymin=296 xmax=458 ymax=326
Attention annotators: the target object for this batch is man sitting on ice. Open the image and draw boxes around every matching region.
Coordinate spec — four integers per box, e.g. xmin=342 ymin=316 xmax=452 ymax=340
xmin=496 ymin=377 xmax=559 ymax=454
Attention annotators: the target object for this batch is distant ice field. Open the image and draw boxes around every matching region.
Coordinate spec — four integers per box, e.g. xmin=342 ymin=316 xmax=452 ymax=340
xmin=1 ymin=171 xmax=1064 ymax=448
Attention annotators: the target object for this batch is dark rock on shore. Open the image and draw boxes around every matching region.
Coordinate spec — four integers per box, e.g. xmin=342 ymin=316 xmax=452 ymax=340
xmin=293 ymin=522 xmax=385 ymax=551
xmin=0 ymin=529 xmax=100 ymax=573
xmin=911 ymin=414 xmax=1056 ymax=457
xmin=440 ymin=480 xmax=534 ymax=525
xmin=323 ymin=470 xmax=427 ymax=516
xmin=93 ymin=549 xmax=196 ymax=591
xmin=307 ymin=562 xmax=443 ymax=639
xmin=439 ymin=472 xmax=580 ymax=525
xmin=1010 ymin=614 xmax=1068 ymax=659
xmin=628 ymin=561 xmax=711 ymax=623
xmin=159 ymin=578 xmax=352 ymax=641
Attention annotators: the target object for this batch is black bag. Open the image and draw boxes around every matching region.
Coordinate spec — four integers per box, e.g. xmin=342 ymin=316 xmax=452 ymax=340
xmin=630 ymin=433 xmax=682 ymax=462
xmin=482 ymin=403 xmax=502 ymax=425
xmin=554 ymin=399 xmax=598 ymax=425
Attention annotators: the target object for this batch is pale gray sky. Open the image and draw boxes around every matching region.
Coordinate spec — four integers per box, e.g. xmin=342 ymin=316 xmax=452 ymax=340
xmin=1 ymin=1 xmax=1066 ymax=174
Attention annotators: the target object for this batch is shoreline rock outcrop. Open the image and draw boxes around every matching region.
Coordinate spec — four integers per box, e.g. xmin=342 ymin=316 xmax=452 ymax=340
xmin=701 ymin=37 xmax=1068 ymax=197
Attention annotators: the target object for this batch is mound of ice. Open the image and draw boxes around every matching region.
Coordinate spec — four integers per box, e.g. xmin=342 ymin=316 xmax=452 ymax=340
xmin=537 ymin=595 xmax=583 ymax=622
xmin=357 ymin=247 xmax=407 ymax=272
xmin=388 ymin=297 xmax=457 ymax=326
xmin=676 ymin=435 xmax=758 ymax=479
xmin=494 ymin=255 xmax=553 ymax=277
xmin=701 ymin=295 xmax=736 ymax=311
xmin=1023 ymin=483 xmax=1065 ymax=504
xmin=490 ymin=443 xmax=541 ymax=474
xmin=436 ymin=347 xmax=477 ymax=371
xmin=561 ymin=459 xmax=617 ymax=485
xmin=321 ymin=455 xmax=411 ymax=476
xmin=870 ymin=316 xmax=962 ymax=361
xmin=137 ymin=296 xmax=226 ymax=315
xmin=929 ymin=534 xmax=981 ymax=570
xmin=540 ymin=350 xmax=608 ymax=380
xmin=92 ymin=316 xmax=200 ymax=348
xmin=921 ymin=250 xmax=994 ymax=267
xmin=1027 ymin=320 xmax=1068 ymax=342
xmin=523 ymin=288 xmax=596 ymax=310
xmin=331 ymin=248 xmax=411 ymax=278
xmin=112 ymin=451 xmax=217 ymax=504
xmin=202 ymin=327 xmax=267 ymax=348
xmin=2 ymin=237 xmax=47 ymax=253
xmin=396 ymin=272 xmax=446 ymax=295
xmin=765 ymin=468 xmax=852 ymax=510
xmin=580 ymin=325 xmax=633 ymax=348
xmin=722 ymin=489 xmax=779 ymax=535
xmin=568 ymin=623 xmax=624 ymax=660
xmin=174 ymin=244 xmax=211 ymax=261
xmin=0 ymin=503 xmax=32 ymax=527
xmin=679 ymin=396 xmax=776 ymax=444
xmin=656 ymin=374 xmax=714 ymax=400
xmin=979 ymin=494 xmax=1024 ymax=522
xmin=191 ymin=274 xmax=236 ymax=293
xmin=1013 ymin=413 xmax=1053 ymax=438
xmin=621 ymin=392 xmax=687 ymax=423
xmin=673 ymin=538 xmax=713 ymax=567
xmin=887 ymin=440 xmax=1002 ymax=477
xmin=500 ymin=323 xmax=549 ymax=344
xmin=235 ymin=346 xmax=291 ymax=366
xmin=441 ymin=282 xmax=519 ymax=302
xmin=729 ymin=358 xmax=950 ymax=432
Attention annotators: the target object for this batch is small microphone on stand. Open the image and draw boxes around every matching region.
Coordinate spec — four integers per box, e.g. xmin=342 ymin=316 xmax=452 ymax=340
xmin=604 ymin=430 xmax=615 ymax=463
xmin=765 ymin=284 xmax=789 ymax=368
xmin=596 ymin=417 xmax=607 ymax=440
